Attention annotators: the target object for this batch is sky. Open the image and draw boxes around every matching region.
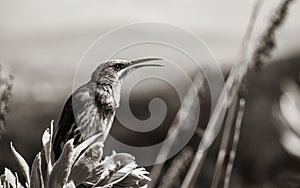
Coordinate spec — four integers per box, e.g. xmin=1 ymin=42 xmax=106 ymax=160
xmin=1 ymin=0 xmax=300 ymax=61
xmin=0 ymin=0 xmax=299 ymax=102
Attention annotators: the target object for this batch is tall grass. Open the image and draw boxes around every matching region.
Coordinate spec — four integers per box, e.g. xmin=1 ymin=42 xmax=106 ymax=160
xmin=149 ymin=72 xmax=206 ymax=188
xmin=181 ymin=0 xmax=297 ymax=187
xmin=223 ymin=99 xmax=246 ymax=188
xmin=157 ymin=147 xmax=194 ymax=188
xmin=210 ymin=1 xmax=264 ymax=187
xmin=253 ymin=0 xmax=297 ymax=70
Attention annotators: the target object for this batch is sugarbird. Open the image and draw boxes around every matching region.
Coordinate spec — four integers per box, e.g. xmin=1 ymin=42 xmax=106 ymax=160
xmin=53 ymin=57 xmax=163 ymax=159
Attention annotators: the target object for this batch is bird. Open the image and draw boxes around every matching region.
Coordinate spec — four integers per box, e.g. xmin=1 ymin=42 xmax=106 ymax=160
xmin=53 ymin=57 xmax=163 ymax=160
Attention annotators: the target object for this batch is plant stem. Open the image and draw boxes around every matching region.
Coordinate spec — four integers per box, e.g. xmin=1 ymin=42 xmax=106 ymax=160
xmin=223 ymin=98 xmax=246 ymax=188
xmin=210 ymin=96 xmax=238 ymax=188
xmin=181 ymin=0 xmax=263 ymax=187
xmin=149 ymin=72 xmax=206 ymax=188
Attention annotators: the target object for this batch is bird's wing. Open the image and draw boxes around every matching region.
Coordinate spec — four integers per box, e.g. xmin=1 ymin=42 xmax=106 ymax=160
xmin=53 ymin=94 xmax=76 ymax=159
xmin=53 ymin=84 xmax=116 ymax=160
xmin=53 ymin=86 xmax=93 ymax=159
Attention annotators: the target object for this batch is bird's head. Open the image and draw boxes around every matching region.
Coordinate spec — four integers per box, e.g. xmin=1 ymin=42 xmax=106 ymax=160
xmin=91 ymin=57 xmax=163 ymax=85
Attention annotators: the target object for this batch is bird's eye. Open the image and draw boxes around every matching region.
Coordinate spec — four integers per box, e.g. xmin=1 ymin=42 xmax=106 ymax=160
xmin=113 ymin=63 xmax=126 ymax=70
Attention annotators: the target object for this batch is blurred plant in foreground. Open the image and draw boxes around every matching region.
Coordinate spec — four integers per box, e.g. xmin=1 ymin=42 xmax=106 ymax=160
xmin=0 ymin=121 xmax=150 ymax=188
xmin=0 ymin=64 xmax=13 ymax=138
xmin=273 ymin=79 xmax=300 ymax=158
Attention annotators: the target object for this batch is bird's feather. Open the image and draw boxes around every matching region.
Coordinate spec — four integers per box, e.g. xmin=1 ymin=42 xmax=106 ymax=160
xmin=53 ymin=83 xmax=116 ymax=160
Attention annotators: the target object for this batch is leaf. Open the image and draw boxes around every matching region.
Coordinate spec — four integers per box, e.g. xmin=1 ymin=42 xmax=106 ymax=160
xmin=108 ymin=164 xmax=152 ymax=188
xmin=128 ymin=168 xmax=151 ymax=181
xmin=62 ymin=181 xmax=76 ymax=188
xmin=14 ymin=173 xmax=19 ymax=188
xmin=30 ymin=153 xmax=44 ymax=188
xmin=116 ymin=168 xmax=151 ymax=188
xmin=42 ymin=128 xmax=51 ymax=159
xmin=91 ymin=162 xmax=120 ymax=187
xmin=14 ymin=172 xmax=24 ymax=188
xmin=42 ymin=120 xmax=54 ymax=174
xmin=104 ymin=162 xmax=138 ymax=187
xmin=93 ymin=164 xmax=150 ymax=188
xmin=101 ymin=153 xmax=135 ymax=169
xmin=10 ymin=143 xmax=30 ymax=186
xmin=68 ymin=142 xmax=103 ymax=186
xmin=89 ymin=153 xmax=137 ymax=187
xmin=4 ymin=168 xmax=16 ymax=187
xmin=72 ymin=133 xmax=103 ymax=163
xmin=48 ymin=139 xmax=74 ymax=188
xmin=1 ymin=175 xmax=11 ymax=188
xmin=0 ymin=174 xmax=6 ymax=187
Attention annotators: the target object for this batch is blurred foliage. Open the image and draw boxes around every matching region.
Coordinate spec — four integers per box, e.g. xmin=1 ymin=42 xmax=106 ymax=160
xmin=273 ymin=79 xmax=300 ymax=158
xmin=0 ymin=65 xmax=13 ymax=138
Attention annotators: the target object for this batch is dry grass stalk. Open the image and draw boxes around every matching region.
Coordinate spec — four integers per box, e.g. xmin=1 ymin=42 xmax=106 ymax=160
xmin=157 ymin=148 xmax=194 ymax=188
xmin=210 ymin=97 xmax=239 ymax=188
xmin=223 ymin=98 xmax=246 ymax=188
xmin=183 ymin=0 xmax=297 ymax=186
xmin=181 ymin=0 xmax=264 ymax=187
xmin=253 ymin=0 xmax=297 ymax=70
xmin=149 ymin=72 xmax=206 ymax=188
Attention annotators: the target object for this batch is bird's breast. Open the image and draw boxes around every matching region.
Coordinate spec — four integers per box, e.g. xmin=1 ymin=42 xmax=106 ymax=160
xmin=75 ymin=102 xmax=115 ymax=141
xmin=73 ymin=83 xmax=119 ymax=142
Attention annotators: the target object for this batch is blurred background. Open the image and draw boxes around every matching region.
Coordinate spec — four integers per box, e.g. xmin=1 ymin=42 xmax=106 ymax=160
xmin=0 ymin=0 xmax=300 ymax=187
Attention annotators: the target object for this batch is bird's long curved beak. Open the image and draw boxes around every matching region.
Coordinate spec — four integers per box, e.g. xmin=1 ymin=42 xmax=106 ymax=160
xmin=130 ymin=57 xmax=163 ymax=69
